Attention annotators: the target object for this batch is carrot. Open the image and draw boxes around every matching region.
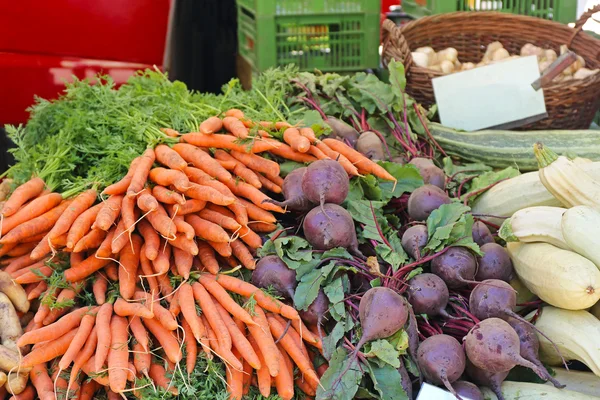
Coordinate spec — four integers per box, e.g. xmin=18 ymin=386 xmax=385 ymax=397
xmin=0 ymin=200 xmax=72 ymax=245
xmin=0 ymin=243 xmax=17 ymax=258
xmin=20 ymin=328 xmax=78 ymax=368
xmin=214 ymin=150 xmax=261 ymax=188
xmin=223 ymin=179 xmax=284 ymax=213
xmin=14 ymin=262 xmax=51 ymax=284
xmin=181 ymin=133 xmax=275 ymax=153
xmin=283 ymin=127 xmax=310 ymax=153
xmin=30 ymin=363 xmax=54 ymax=400
xmin=135 ymin=292 xmax=178 ymax=330
xmin=296 ymin=376 xmax=317 ymax=396
xmin=27 ymin=281 xmax=47 ymax=301
xmin=267 ymin=315 xmax=319 ymax=387
xmin=199 ymin=116 xmax=223 ymax=134
xmin=126 ymin=148 xmax=155 ymax=198
xmin=107 ymin=315 xmax=129 ymax=393
xmin=178 ymin=283 xmax=203 ymax=340
xmin=1 ymin=177 xmax=45 ymax=217
xmin=256 ymin=173 xmax=282 ymax=194
xmin=92 ymin=274 xmax=108 ymax=305
xmin=226 ymin=349 xmax=244 ymax=400
xmin=197 ymin=241 xmax=219 ymax=274
xmin=59 ymin=313 xmax=95 ymax=369
xmin=291 ymin=318 xmax=322 ymax=349
xmin=152 ymin=185 xmax=185 ymax=205
xmin=322 ymin=138 xmax=396 ymax=181
xmin=118 ymin=234 xmax=142 ymax=300
xmin=223 ymin=116 xmax=249 ymax=139
xmin=275 ymin=121 xmax=292 ymax=130
xmin=272 ymin=314 xmax=309 ymax=359
xmin=185 ymin=182 xmax=235 ymax=206
xmin=70 ymin=326 xmax=98 ymax=386
xmin=128 ymin=316 xmax=149 ymax=353
xmin=47 ymin=189 xmax=97 ymax=242
xmin=131 ymin=341 xmax=151 ymax=379
xmin=92 ymin=195 xmax=121 ymax=231
xmin=181 ymin=319 xmax=198 ymax=375
xmin=155 ymin=144 xmax=187 ymax=171
xmin=1 ymin=193 xmax=62 ymax=235
xmin=73 ymin=228 xmax=106 ymax=252
xmin=197 ymin=209 xmax=240 ymax=232
xmin=160 ymin=127 xmax=180 ymax=137
xmin=308 ymin=144 xmax=330 ymax=160
xmin=236 ymin=225 xmax=263 ymax=250
xmin=42 ymin=286 xmax=79 ymax=325
xmin=273 ymin=346 xmax=294 ymax=400
xmin=197 ymin=275 xmax=256 ymax=326
xmin=185 ymin=214 xmax=230 ymax=243
xmin=142 ymin=317 xmax=182 ymax=363
xmin=94 ymin=303 xmax=113 ymax=371
xmin=65 ymin=202 xmax=102 ymax=248
xmin=216 ymin=158 xmax=237 ymax=170
xmin=230 ymin=239 xmax=255 ymax=269
xmin=249 ymin=221 xmax=277 ymax=233
xmin=152 ymin=239 xmax=171 ymax=274
xmin=109 ymin=219 xmax=128 ymax=255
xmin=114 ymin=297 xmax=153 ymax=319
xmin=78 ymin=379 xmax=99 ymax=400
xmin=225 ymin=109 xmax=245 ymax=119
xmin=139 ymin=249 xmax=159 ymax=295
xmin=299 ymin=127 xmax=317 ymax=143
xmin=80 ymin=356 xmax=109 ymax=386
xmin=192 ymin=282 xmax=232 ymax=350
xmin=104 ymin=262 xmax=118 ymax=281
xmin=213 ymin=301 xmax=261 ymax=369
xmin=146 ymin=203 xmax=176 ymax=239
xmin=173 ymin=143 xmax=232 ymax=183
xmin=183 ymin=167 xmax=234 ymax=196
xmin=95 ymin=227 xmax=115 ymax=258
xmin=235 ymin=198 xmax=276 ymax=223
xmin=168 ymin=233 xmax=199 ymax=255
xmin=5 ymin=254 xmax=42 ymax=274
xmin=136 ymin=190 xmax=158 ymax=214
xmin=147 ymin=363 xmax=178 ymax=396
xmin=149 ymin=167 xmax=190 ymax=192
xmin=207 ymin=240 xmax=232 ymax=257
xmin=210 ymin=274 xmax=300 ymax=320
xmin=102 ymin=157 xmax=140 ymax=196
xmin=267 ymin=141 xmax=318 ymax=163
xmin=121 ymin=195 xmax=138 ymax=238
xmin=230 ymin=150 xmax=279 ymax=179
xmin=64 ymin=254 xmax=111 ymax=282
xmin=31 ymin=289 xmax=56 ymax=325
xmin=173 ymin=246 xmax=193 ymax=279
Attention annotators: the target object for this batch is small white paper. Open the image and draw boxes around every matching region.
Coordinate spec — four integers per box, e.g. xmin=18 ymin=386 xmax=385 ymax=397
xmin=416 ymin=383 xmax=459 ymax=400
xmin=432 ymin=56 xmax=546 ymax=131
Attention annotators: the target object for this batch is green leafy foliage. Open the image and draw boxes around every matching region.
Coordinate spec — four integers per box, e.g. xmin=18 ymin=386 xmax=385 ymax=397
xmin=316 ymin=348 xmax=362 ymax=400
xmin=425 ymin=202 xmax=482 ymax=255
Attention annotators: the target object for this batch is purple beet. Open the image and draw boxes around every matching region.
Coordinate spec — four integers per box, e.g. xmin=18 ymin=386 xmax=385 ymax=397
xmin=466 ymin=359 xmax=508 ymax=400
xmin=262 ymin=167 xmax=313 ymax=211
xmin=302 ymin=203 xmax=361 ymax=256
xmin=417 ymin=334 xmax=466 ymax=398
xmin=252 ymin=255 xmax=297 ymax=299
xmin=475 ymin=243 xmax=513 ymax=282
xmin=409 ymin=158 xmax=446 ymax=189
xmin=401 ymin=224 xmax=428 ymax=259
xmin=407 ymin=185 xmax=451 ymax=221
xmin=299 ymin=289 xmax=329 ymax=327
xmin=326 ymin=116 xmax=360 ymax=146
xmin=301 ymin=159 xmax=349 ymax=207
xmin=430 ymin=247 xmax=477 ymax=289
xmin=405 ymin=273 xmax=451 ymax=318
xmin=453 ymin=380 xmax=484 ymax=400
xmin=472 ymin=221 xmax=494 ymax=247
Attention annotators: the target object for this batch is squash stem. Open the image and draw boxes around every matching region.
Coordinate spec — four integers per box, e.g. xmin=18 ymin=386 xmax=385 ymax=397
xmin=498 ymin=218 xmax=518 ymax=242
xmin=533 ymin=142 xmax=559 ymax=169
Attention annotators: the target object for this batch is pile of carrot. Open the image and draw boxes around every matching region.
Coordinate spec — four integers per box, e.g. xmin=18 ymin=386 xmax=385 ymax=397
xmin=0 ymin=110 xmax=394 ymax=399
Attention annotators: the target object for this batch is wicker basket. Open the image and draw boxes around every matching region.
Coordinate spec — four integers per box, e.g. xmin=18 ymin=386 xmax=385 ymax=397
xmin=382 ymin=5 xmax=600 ymax=130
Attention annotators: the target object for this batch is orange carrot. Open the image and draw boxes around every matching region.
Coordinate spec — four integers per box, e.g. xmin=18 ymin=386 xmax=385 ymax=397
xmin=230 ymin=239 xmax=255 ymax=269
xmin=152 ymin=185 xmax=185 ymax=205
xmin=64 ymin=254 xmax=111 ymax=282
xmin=78 ymin=379 xmax=99 ymax=400
xmin=308 ymin=144 xmax=330 ymax=160
xmin=152 ymin=239 xmax=171 ymax=274
xmin=208 ymin=240 xmax=232 ymax=257
xmin=296 ymin=376 xmax=317 ymax=396
xmin=173 ymin=143 xmax=232 ymax=183
xmin=314 ymin=140 xmax=358 ymax=174
xmin=118 ymin=234 xmax=142 ymax=300
xmin=185 ymin=182 xmax=235 ymax=206
xmin=104 ymin=262 xmax=118 ymax=281
xmin=94 ymin=303 xmax=113 ymax=371
xmin=42 ymin=286 xmax=79 ymax=325
xmin=274 ymin=346 xmax=295 ymax=400
xmin=256 ymin=173 xmax=282 ymax=194
xmin=107 ymin=315 xmax=129 ymax=393
xmin=20 ymin=328 xmax=78 ymax=368
xmin=126 ymin=148 xmax=155 ymax=198
xmin=185 ymin=214 xmax=229 ymax=243
xmin=149 ymin=167 xmax=190 ymax=192
xmin=160 ymin=127 xmax=180 ymax=138
xmin=30 ymin=363 xmax=54 ymax=400
xmin=5 ymin=254 xmax=43 ymax=274
xmin=223 ymin=116 xmax=249 ymax=139
xmin=142 ymin=317 xmax=182 ymax=363
xmin=27 ymin=281 xmax=47 ymax=301
xmin=249 ymin=334 xmax=271 ymax=396
xmin=48 ymin=189 xmax=97 ymax=241
xmin=129 ymin=316 xmax=149 ymax=352
xmin=70 ymin=325 xmax=98 ymax=385
xmin=230 ymin=150 xmax=280 ymax=179
xmin=1 ymin=193 xmax=62 ymax=235
xmin=102 ymin=157 xmax=140 ymax=196
xmin=183 ymin=167 xmax=234 ymax=197
xmin=209 ymin=274 xmax=299 ymax=320
xmin=267 ymin=141 xmax=318 ymax=163
xmin=223 ymin=180 xmax=284 ymax=213
xmin=283 ymin=128 xmax=310 ymax=153
xmin=322 ymin=138 xmax=396 ymax=181
xmin=114 ymin=297 xmax=153 ymax=319
xmin=299 ymin=127 xmax=317 ymax=143
xmin=174 ymin=213 xmax=196 ymax=241
xmin=121 ymin=194 xmax=138 ymax=236
xmin=197 ymin=275 xmax=256 ymax=326
xmin=0 ymin=200 xmax=72 ymax=245
xmin=214 ymin=150 xmax=261 ymax=188
xmin=0 ymin=243 xmax=17 ymax=258
xmin=155 ymin=144 xmax=187 ymax=171
xmin=249 ymin=221 xmax=277 ymax=233
xmin=198 ymin=208 xmax=241 ymax=231
xmin=226 ymin=349 xmax=244 ymax=400
xmin=216 ymin=158 xmax=237 ymax=170
xmin=199 ymin=116 xmax=223 ymax=134
xmin=1 ymin=177 xmax=45 ymax=217
xmin=149 ymin=363 xmax=178 ymax=395
xmin=181 ymin=319 xmax=198 ymax=375
xmin=291 ymin=318 xmax=322 ymax=349
xmin=197 ymin=241 xmax=219 ymax=274
xmin=173 ymin=246 xmax=193 ymax=279
xmin=139 ymin=250 xmax=159 ymax=295
xmin=131 ymin=341 xmax=151 ymax=379
xmin=59 ymin=313 xmax=95 ymax=369
xmin=272 ymin=314 xmax=309 ymax=359
xmin=93 ymin=195 xmax=122 ymax=231
xmin=225 ymin=109 xmax=245 ymax=119
xmin=179 ymin=283 xmax=203 ymax=341
xmin=65 ymin=202 xmax=102 ymax=249
xmin=146 ymin=203 xmax=176 ymax=239
xmin=92 ymin=274 xmax=108 ymax=305
xmin=81 ymin=356 xmax=110 ymax=387
xmin=73 ymin=228 xmax=106 ymax=253
xmin=135 ymin=292 xmax=178 ymax=330
xmin=14 ymin=262 xmax=51 ymax=284
xmin=235 ymin=198 xmax=277 ymax=223
xmin=168 ymin=233 xmax=199 ymax=255
xmin=181 ymin=133 xmax=274 ymax=153
xmin=165 ymin=200 xmax=207 ymax=218
xmin=192 ymin=282 xmax=232 ymax=350
xmin=213 ymin=302 xmax=261 ymax=369
xmin=95 ymin=227 xmax=115 ymax=258
xmin=136 ymin=190 xmax=158 ymax=213
xmin=236 ymin=225 xmax=263 ymax=249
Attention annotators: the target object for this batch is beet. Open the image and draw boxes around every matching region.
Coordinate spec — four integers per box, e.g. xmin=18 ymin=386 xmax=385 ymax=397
xmin=405 ymin=273 xmax=451 ymax=318
xmin=299 ymin=289 xmax=329 ymax=327
xmin=301 ymin=159 xmax=349 ymax=207
xmin=262 ymin=167 xmax=313 ymax=211
xmin=453 ymin=380 xmax=484 ymax=400
xmin=417 ymin=334 xmax=466 ymax=398
xmin=302 ymin=204 xmax=361 ymax=255
xmin=397 ymin=359 xmax=413 ymax=400
xmin=325 ymin=117 xmax=360 ymax=146
xmin=356 ymin=131 xmax=385 ymax=161
xmin=475 ymin=243 xmax=513 ymax=282
xmin=472 ymin=221 xmax=494 ymax=247
xmin=409 ymin=158 xmax=445 ymax=189
xmin=407 ymin=185 xmax=451 ymax=221
xmin=430 ymin=247 xmax=477 ymax=289
xmin=466 ymin=359 xmax=509 ymax=400
xmin=358 ymin=287 xmax=408 ymax=348
xmin=465 ymin=318 xmax=545 ymax=377
xmin=506 ymin=317 xmax=564 ymax=388
xmin=401 ymin=225 xmax=428 ymax=259
xmin=252 ymin=255 xmax=297 ymax=299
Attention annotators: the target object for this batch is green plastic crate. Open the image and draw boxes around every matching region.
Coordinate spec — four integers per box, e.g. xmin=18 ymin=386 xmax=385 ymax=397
xmin=402 ymin=0 xmax=577 ymax=23
xmin=237 ymin=0 xmax=380 ymax=72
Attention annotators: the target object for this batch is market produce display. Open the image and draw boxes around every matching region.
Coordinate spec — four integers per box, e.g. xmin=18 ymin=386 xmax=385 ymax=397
xmin=0 ymin=60 xmax=599 ymax=400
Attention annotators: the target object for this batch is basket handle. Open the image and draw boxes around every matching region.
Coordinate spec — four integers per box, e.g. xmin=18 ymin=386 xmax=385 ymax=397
xmin=381 ymin=19 xmax=414 ymax=71
xmin=531 ymin=51 xmax=577 ymax=90
xmin=567 ymin=4 xmax=600 ymax=47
